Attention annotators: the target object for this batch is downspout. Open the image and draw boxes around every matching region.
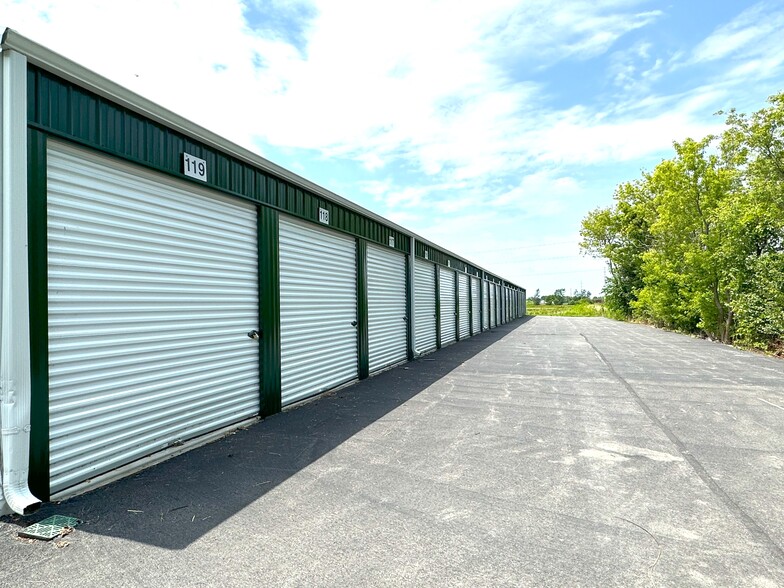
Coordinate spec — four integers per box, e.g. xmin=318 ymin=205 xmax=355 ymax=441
xmin=0 ymin=43 xmax=41 ymax=515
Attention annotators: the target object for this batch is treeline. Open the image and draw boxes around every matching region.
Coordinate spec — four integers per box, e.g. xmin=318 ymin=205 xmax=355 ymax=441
xmin=580 ymin=93 xmax=784 ymax=352
xmin=528 ymin=288 xmax=600 ymax=306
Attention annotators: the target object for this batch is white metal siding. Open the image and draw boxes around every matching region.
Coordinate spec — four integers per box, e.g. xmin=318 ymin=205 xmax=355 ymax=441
xmin=471 ymin=277 xmax=481 ymax=334
xmin=457 ymin=273 xmax=470 ymax=340
xmin=47 ymin=143 xmax=260 ymax=495
xmin=279 ymin=217 xmax=358 ymax=406
xmin=367 ymin=244 xmax=407 ymax=373
xmin=414 ymin=259 xmax=437 ymax=354
xmin=482 ymin=281 xmax=490 ymax=330
xmin=439 ymin=268 xmax=456 ymax=344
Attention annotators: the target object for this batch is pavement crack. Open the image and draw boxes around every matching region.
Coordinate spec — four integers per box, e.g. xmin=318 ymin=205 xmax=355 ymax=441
xmin=580 ymin=332 xmax=784 ymax=565
xmin=617 ymin=516 xmax=662 ymax=570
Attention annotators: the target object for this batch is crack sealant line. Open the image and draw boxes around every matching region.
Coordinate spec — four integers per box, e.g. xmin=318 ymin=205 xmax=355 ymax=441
xmin=580 ymin=332 xmax=784 ymax=564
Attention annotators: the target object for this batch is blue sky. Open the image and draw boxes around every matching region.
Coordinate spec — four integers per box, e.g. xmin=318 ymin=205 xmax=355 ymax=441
xmin=3 ymin=0 xmax=784 ymax=296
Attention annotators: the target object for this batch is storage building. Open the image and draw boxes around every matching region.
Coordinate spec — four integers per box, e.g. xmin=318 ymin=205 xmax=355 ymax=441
xmin=0 ymin=30 xmax=526 ymax=516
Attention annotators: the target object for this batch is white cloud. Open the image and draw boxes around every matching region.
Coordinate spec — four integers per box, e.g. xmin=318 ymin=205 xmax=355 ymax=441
xmin=3 ymin=0 xmax=778 ymax=297
xmin=492 ymin=171 xmax=579 ymax=211
xmin=691 ymin=2 xmax=784 ymax=64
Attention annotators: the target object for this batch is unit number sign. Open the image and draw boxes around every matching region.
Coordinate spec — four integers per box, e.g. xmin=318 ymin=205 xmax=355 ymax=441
xmin=318 ymin=207 xmax=330 ymax=225
xmin=182 ymin=153 xmax=208 ymax=182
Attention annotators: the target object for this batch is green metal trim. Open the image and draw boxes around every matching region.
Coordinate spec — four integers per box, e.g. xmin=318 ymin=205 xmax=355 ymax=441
xmin=26 ymin=66 xmax=410 ymax=255
xmin=27 ymin=129 xmax=50 ymax=501
xmin=454 ymin=270 xmax=460 ymax=341
xmin=479 ymin=277 xmax=484 ymax=333
xmin=258 ymin=207 xmax=281 ymax=417
xmin=434 ymin=265 xmax=441 ymax=349
xmin=406 ymin=254 xmax=413 ymax=361
xmin=357 ymin=239 xmax=369 ymax=379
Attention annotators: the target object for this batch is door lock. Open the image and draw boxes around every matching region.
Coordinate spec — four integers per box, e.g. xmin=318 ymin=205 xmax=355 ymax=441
xmin=351 ymin=321 xmax=358 ymax=327
xmin=247 ymin=329 xmax=260 ymax=340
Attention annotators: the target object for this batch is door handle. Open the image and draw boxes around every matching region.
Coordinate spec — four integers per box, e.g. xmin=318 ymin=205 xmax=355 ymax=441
xmin=247 ymin=329 xmax=260 ymax=340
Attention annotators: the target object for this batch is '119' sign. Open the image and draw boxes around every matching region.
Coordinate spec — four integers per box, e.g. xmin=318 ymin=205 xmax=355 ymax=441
xmin=183 ymin=153 xmax=207 ymax=182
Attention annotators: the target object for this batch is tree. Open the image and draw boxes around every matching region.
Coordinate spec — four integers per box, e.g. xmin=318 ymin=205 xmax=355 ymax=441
xmin=580 ymin=92 xmax=784 ymax=351
xmin=635 ymin=136 xmax=738 ymax=342
xmin=720 ymin=92 xmax=784 ymax=348
xmin=580 ymin=180 xmax=654 ymax=317
xmin=542 ymin=288 xmax=566 ymax=305
xmin=529 ymin=289 xmax=541 ymax=305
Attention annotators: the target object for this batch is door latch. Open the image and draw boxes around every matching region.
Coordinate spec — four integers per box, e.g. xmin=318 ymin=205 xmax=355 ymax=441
xmin=247 ymin=329 xmax=260 ymax=340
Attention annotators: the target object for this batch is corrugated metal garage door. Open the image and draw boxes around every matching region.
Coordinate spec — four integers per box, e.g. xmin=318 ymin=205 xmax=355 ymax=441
xmin=507 ymin=289 xmax=512 ymax=321
xmin=439 ymin=267 xmax=456 ymax=345
xmin=457 ymin=273 xmax=470 ymax=340
xmin=279 ymin=217 xmax=358 ymax=406
xmin=489 ymin=284 xmax=497 ymax=328
xmin=482 ymin=281 xmax=490 ymax=330
xmin=367 ymin=244 xmax=407 ymax=373
xmin=414 ymin=259 xmax=437 ymax=355
xmin=471 ymin=277 xmax=481 ymax=334
xmin=47 ymin=142 xmax=260 ymax=495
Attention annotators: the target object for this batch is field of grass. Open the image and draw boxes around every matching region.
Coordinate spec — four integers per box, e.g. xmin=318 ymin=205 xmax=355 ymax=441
xmin=526 ymin=302 xmax=605 ymax=317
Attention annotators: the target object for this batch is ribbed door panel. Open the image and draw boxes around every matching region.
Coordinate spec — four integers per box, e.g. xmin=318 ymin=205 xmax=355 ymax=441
xmin=413 ymin=260 xmax=437 ymax=354
xmin=279 ymin=217 xmax=358 ymax=406
xmin=504 ymin=288 xmax=512 ymax=322
xmin=367 ymin=244 xmax=407 ymax=373
xmin=482 ymin=281 xmax=490 ymax=330
xmin=471 ymin=277 xmax=481 ymax=334
xmin=439 ymin=268 xmax=456 ymax=344
xmin=47 ymin=143 xmax=260 ymax=494
xmin=457 ymin=274 xmax=470 ymax=339
xmin=489 ymin=285 xmax=497 ymax=328
xmin=509 ymin=290 xmax=513 ymax=320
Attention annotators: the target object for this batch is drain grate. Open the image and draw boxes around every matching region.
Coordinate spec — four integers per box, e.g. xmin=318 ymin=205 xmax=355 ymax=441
xmin=18 ymin=515 xmax=82 ymax=541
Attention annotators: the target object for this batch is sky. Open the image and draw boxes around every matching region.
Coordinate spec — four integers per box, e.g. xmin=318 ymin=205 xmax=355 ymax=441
xmin=3 ymin=0 xmax=784 ymax=296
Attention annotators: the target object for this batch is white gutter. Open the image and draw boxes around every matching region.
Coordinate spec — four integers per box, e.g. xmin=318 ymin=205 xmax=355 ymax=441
xmin=0 ymin=28 xmax=523 ymax=290
xmin=0 ymin=46 xmax=40 ymax=516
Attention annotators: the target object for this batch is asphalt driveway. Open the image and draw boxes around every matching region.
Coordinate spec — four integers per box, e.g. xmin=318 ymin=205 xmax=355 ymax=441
xmin=2 ymin=316 xmax=783 ymax=587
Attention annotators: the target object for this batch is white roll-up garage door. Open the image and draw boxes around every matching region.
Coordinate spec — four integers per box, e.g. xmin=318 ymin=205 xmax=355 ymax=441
xmin=482 ymin=281 xmax=490 ymax=330
xmin=489 ymin=284 xmax=497 ymax=328
xmin=471 ymin=277 xmax=481 ymax=334
xmin=367 ymin=244 xmax=407 ymax=373
xmin=509 ymin=289 xmax=513 ymax=320
xmin=47 ymin=142 xmax=260 ymax=495
xmin=279 ymin=217 xmax=358 ymax=406
xmin=457 ymin=273 xmax=470 ymax=340
xmin=439 ymin=267 xmax=457 ymax=345
xmin=414 ymin=259 xmax=437 ymax=355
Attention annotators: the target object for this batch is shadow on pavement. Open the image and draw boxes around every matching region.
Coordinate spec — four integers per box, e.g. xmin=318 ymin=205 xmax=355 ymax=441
xmin=3 ymin=318 xmax=531 ymax=549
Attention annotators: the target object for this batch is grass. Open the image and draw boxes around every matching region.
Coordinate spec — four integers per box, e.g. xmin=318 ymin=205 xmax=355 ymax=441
xmin=526 ymin=302 xmax=606 ymax=317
